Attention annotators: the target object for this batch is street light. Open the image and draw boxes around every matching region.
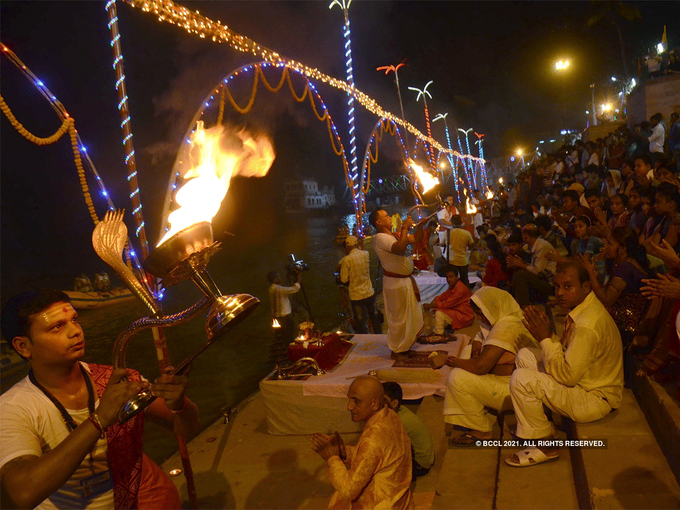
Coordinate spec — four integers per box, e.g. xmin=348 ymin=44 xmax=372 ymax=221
xmin=554 ymin=59 xmax=571 ymax=130
xmin=516 ymin=149 xmax=525 ymax=168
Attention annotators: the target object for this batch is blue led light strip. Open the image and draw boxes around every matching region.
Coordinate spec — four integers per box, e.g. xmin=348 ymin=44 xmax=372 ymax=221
xmin=105 ymin=0 xmax=150 ymax=262
xmin=330 ymin=1 xmax=362 ymax=227
xmin=443 ymin=125 xmax=459 ymax=199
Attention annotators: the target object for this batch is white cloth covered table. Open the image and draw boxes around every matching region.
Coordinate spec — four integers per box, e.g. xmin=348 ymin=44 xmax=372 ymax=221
xmin=260 ymin=334 xmax=470 ymax=434
xmin=302 ymin=334 xmax=468 ymax=399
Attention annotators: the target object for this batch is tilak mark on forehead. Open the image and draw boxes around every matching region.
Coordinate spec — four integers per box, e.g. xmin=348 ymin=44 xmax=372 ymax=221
xmin=37 ymin=302 xmax=76 ymax=327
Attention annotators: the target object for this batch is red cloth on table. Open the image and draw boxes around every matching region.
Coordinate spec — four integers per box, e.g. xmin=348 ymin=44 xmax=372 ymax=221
xmin=287 ymin=334 xmax=353 ymax=371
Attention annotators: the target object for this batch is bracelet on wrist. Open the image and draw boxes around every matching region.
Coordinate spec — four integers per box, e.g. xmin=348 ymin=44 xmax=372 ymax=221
xmin=88 ymin=413 xmax=106 ymax=439
xmin=170 ymin=395 xmax=188 ymax=414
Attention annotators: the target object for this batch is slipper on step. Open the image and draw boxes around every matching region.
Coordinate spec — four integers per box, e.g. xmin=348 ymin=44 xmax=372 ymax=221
xmin=448 ymin=432 xmax=485 ymax=447
xmin=504 ymin=447 xmax=559 ymax=467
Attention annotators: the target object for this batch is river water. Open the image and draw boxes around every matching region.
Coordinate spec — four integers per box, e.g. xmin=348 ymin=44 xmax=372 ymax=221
xmin=4 ymin=211 xmax=381 ymax=464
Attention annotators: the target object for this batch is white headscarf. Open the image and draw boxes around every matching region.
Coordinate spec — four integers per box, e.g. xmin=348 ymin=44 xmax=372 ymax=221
xmin=471 ymin=287 xmax=537 ymax=354
xmin=606 ymin=170 xmax=622 ymax=197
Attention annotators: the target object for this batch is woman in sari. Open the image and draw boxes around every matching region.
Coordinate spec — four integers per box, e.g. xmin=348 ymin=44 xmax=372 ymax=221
xmin=579 ymin=227 xmax=651 ymax=346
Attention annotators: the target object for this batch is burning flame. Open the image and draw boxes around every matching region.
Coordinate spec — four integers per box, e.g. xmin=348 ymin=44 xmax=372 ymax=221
xmin=272 ymin=318 xmax=281 ymax=329
xmin=410 ymin=160 xmax=439 ymax=194
xmin=485 ymin=187 xmax=494 ymax=200
xmin=159 ymin=121 xmax=275 ymax=246
xmin=463 ymin=188 xmax=477 ymax=214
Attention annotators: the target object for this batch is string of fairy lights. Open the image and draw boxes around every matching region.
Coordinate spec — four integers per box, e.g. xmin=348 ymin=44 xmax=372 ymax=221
xmin=329 ymin=1 xmax=361 ymax=222
xmin=0 ymin=42 xmax=150 ymax=288
xmin=121 ymin=0 xmax=485 ymax=165
xmin=432 ymin=113 xmax=460 ymax=198
xmin=475 ymin=132 xmax=488 ymax=185
xmin=3 ymin=0 xmax=490 ymax=290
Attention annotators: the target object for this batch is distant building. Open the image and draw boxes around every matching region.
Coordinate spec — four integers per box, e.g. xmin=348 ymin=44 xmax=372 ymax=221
xmin=284 ymin=179 xmax=336 ymax=212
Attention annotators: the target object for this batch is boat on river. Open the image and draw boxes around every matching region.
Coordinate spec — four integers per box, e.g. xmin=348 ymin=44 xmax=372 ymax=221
xmin=64 ymin=287 xmax=135 ymax=310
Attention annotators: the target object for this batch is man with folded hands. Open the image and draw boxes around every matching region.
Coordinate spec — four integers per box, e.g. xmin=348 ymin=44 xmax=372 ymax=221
xmin=311 ymin=376 xmax=413 ymax=509
xmin=505 ymin=262 xmax=622 ymax=467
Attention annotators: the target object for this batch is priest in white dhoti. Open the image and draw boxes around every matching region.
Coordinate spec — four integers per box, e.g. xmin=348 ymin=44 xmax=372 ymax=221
xmin=369 ymin=208 xmax=426 ymax=358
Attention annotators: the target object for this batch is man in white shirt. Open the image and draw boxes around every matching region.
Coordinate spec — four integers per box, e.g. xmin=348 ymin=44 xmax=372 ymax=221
xmin=507 ymin=223 xmax=556 ymax=306
xmin=268 ymin=268 xmax=302 ymax=360
xmin=369 ymin=208 xmax=425 ymax=358
xmin=648 ymin=113 xmax=665 ymax=163
xmin=437 ymin=194 xmax=459 ymax=245
xmin=339 ymin=235 xmax=381 ymax=334
xmin=505 ymin=262 xmax=623 ymax=467
xmin=0 ymin=289 xmax=200 ymax=509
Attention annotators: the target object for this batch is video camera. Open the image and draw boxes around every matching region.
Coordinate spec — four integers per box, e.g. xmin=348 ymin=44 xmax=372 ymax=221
xmin=285 ymin=254 xmax=310 ymax=275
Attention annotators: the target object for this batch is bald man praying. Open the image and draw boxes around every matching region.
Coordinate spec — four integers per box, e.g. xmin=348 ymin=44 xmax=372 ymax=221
xmin=311 ymin=376 xmax=414 ymax=509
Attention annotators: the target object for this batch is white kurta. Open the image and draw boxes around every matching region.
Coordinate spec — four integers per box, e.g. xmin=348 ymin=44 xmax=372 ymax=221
xmin=374 ymin=233 xmax=424 ymax=353
xmin=470 ymin=197 xmax=483 ymax=235
xmin=510 ymin=292 xmax=623 ymax=439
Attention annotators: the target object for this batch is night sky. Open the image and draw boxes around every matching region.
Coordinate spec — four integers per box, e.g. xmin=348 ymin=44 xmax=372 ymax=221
xmin=1 ymin=0 xmax=677 ymax=298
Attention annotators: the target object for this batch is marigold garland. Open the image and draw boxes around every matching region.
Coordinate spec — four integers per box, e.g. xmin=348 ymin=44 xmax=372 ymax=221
xmin=1 ymin=94 xmax=99 ymax=225
xmin=217 ymin=64 xmax=351 ymax=190
xmin=0 ymin=95 xmax=72 ymax=145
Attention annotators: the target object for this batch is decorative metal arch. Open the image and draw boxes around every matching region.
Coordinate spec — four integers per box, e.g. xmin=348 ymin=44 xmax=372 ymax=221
xmin=159 ymin=61 xmax=353 ymax=237
xmin=358 ymin=117 xmax=412 ymax=207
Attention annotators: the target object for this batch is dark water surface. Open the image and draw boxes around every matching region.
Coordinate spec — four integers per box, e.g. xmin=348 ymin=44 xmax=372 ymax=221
xmin=3 ymin=212 xmax=366 ymax=464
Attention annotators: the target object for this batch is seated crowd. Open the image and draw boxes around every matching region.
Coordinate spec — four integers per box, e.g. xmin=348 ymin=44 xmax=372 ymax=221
xmin=310 ymin=113 xmax=679 ymax=507
xmin=425 ymin=116 xmax=679 ymax=384
xmin=389 ymin=113 xmax=679 ymax=474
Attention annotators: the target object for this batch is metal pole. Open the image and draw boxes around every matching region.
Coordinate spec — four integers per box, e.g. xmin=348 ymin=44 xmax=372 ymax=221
xmin=105 ymin=0 xmax=150 ymax=259
xmin=591 ymin=83 xmax=597 ymax=126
